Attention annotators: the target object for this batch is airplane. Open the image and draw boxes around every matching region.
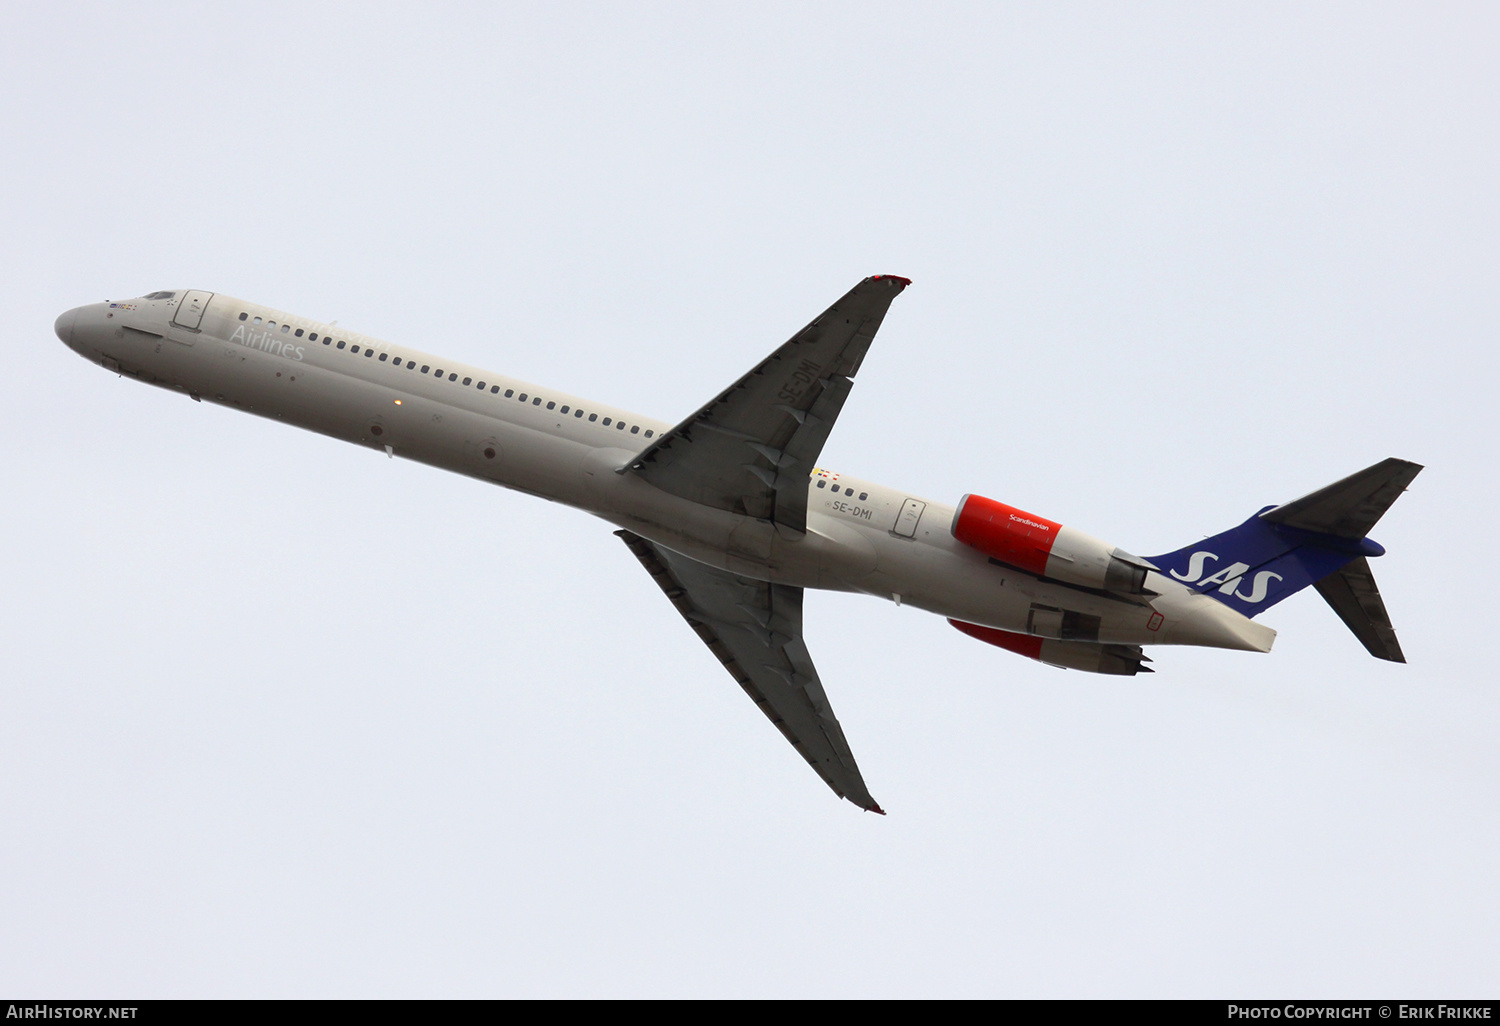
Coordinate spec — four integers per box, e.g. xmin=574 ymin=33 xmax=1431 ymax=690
xmin=54 ymin=279 xmax=1421 ymax=814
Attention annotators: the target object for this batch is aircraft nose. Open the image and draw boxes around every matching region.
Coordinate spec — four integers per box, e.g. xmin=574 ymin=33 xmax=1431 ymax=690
xmin=54 ymin=307 xmax=77 ymax=346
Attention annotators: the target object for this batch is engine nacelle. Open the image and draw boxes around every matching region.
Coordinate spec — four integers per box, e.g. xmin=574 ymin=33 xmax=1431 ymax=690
xmin=951 ymin=493 xmax=1150 ymax=594
xmin=949 ymin=619 xmax=1151 ymax=676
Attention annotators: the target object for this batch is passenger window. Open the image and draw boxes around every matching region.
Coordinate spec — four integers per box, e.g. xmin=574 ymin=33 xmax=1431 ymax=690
xmin=462 ymin=377 xmax=472 ymax=386
xmin=645 ymin=430 xmax=654 ymax=438
xmin=337 ymin=341 xmax=346 ymax=349
xmin=617 ymin=422 xmax=625 ymax=430
xmin=448 ymin=373 xmax=457 ymax=381
xmin=602 ymin=417 xmax=611 ymax=426
xmin=477 ymin=381 xmax=485 ymax=389
xmin=846 ymin=488 xmax=854 ymax=496
xmin=294 ymin=329 xmax=304 ymax=338
xmin=491 ymin=386 xmax=500 ymax=393
xmin=575 ymin=410 xmax=584 ymax=418
xmin=310 ymin=333 xmax=318 ymax=341
xmin=546 ymin=401 xmax=555 ymax=410
xmin=379 ymin=353 xmax=388 ymax=361
xmin=505 ymin=389 xmax=514 ymax=398
xmin=532 ymin=397 xmax=541 ymax=405
xmin=351 ymin=345 xmax=360 ymax=354
xmin=253 ymin=316 xmax=262 ymax=324
xmin=817 ymin=481 xmax=826 ymax=488
xmin=323 ymin=339 xmax=331 ymax=345
xmin=560 ymin=406 xmax=569 ymax=414
xmin=588 ymin=414 xmax=597 ymax=422
xmin=282 ymin=324 xmax=291 ymax=333
xmin=858 ymin=492 xmax=868 ymax=501
xmin=630 ymin=426 xmax=639 ymax=434
xmin=421 ymin=365 xmax=430 ymax=373
xmin=238 ymin=312 xmax=248 ymax=321
xmin=434 ymin=369 xmax=443 ymax=377
xmin=518 ymin=393 xmax=527 ymax=402
xmin=408 ymin=362 xmax=416 ymax=369
xmin=365 ymin=349 xmax=374 ymax=357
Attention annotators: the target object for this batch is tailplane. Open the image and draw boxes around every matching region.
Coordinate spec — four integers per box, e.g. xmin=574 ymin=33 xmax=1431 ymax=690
xmin=1313 ymin=557 xmax=1405 ymax=662
xmin=1147 ymin=458 xmax=1421 ymax=661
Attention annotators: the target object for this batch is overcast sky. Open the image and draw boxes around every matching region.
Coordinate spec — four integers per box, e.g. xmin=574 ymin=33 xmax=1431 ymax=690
xmin=3 ymin=1 xmax=1497 ymax=998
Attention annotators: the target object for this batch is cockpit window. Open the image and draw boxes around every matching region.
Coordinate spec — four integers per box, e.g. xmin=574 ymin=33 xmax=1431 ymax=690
xmin=142 ymin=291 xmax=176 ymax=300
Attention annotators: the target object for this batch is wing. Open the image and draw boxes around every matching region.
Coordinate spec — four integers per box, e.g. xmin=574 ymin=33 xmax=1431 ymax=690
xmin=617 ymin=529 xmax=883 ymax=813
xmin=623 ymin=275 xmax=910 ymax=534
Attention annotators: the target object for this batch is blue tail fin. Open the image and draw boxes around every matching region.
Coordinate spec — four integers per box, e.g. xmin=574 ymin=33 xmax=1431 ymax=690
xmin=1147 ymin=512 xmax=1375 ymax=618
xmin=1147 ymin=459 xmax=1421 ymax=645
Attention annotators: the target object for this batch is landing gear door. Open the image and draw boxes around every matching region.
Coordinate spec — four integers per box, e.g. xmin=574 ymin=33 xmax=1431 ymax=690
xmin=172 ymin=290 xmax=214 ymax=331
xmin=893 ymin=498 xmax=927 ymax=538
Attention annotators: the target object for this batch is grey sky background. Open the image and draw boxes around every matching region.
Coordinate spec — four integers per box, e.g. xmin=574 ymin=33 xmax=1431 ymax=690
xmin=3 ymin=1 xmax=1497 ymax=997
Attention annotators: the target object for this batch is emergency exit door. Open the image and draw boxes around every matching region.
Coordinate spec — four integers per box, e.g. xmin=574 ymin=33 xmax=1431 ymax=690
xmin=893 ymin=498 xmax=927 ymax=538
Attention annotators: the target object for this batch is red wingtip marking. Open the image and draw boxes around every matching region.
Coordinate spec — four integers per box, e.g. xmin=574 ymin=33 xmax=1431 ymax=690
xmin=872 ymin=275 xmax=912 ymax=286
xmin=868 ymin=804 xmax=887 ymax=815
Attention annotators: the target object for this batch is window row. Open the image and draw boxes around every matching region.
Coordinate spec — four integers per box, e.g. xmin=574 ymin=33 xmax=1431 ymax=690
xmin=238 ymin=311 xmax=655 ymax=438
xmin=817 ymin=480 xmax=868 ymax=500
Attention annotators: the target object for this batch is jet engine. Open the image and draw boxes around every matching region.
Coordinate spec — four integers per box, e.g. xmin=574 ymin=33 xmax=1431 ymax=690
xmin=950 ymin=493 xmax=1153 ymax=594
xmin=949 ymin=619 xmax=1151 ymax=675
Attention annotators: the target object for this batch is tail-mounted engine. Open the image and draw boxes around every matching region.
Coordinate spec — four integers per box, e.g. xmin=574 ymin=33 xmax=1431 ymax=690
xmin=951 ymin=493 xmax=1153 ymax=594
xmin=949 ymin=619 xmax=1152 ymax=675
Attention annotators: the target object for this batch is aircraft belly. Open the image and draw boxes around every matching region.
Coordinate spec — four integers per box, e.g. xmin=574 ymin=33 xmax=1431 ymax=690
xmin=839 ymin=520 xmax=1160 ymax=643
xmin=800 ymin=513 xmax=878 ymax=585
xmin=588 ymin=496 xmax=819 ymax=587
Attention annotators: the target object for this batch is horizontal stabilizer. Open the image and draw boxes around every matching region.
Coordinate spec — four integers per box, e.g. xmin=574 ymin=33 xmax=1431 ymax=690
xmin=1260 ymin=458 xmax=1423 ymax=538
xmin=1313 ymin=556 xmax=1405 ymax=662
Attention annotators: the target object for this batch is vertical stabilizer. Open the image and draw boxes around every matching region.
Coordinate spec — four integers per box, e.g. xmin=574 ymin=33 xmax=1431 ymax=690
xmin=1148 ymin=458 xmax=1420 ymax=660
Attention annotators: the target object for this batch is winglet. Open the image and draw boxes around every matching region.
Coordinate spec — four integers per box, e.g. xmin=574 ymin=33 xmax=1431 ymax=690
xmin=866 ymin=803 xmax=887 ymax=815
xmin=871 ymin=275 xmax=912 ymax=287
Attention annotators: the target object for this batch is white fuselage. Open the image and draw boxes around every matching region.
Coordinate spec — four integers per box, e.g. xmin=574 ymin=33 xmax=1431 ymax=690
xmin=55 ymin=291 xmax=1274 ymax=654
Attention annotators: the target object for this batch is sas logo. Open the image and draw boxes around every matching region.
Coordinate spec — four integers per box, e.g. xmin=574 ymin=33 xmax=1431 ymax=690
xmin=1170 ymin=551 xmax=1283 ymax=603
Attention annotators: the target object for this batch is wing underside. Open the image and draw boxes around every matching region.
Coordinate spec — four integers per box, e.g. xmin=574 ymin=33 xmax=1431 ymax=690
xmin=624 ymin=275 xmax=910 ymax=534
xmin=616 ymin=529 xmax=882 ymax=813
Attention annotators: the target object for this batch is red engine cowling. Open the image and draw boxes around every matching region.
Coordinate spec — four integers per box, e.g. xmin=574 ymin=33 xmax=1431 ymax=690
xmin=951 ymin=493 xmax=1149 ymax=593
xmin=949 ymin=619 xmax=1151 ymax=675
xmin=950 ymin=494 xmax=1061 ymax=576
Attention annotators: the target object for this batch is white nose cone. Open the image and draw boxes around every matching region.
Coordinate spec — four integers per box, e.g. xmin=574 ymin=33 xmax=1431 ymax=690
xmin=54 ymin=307 xmax=77 ymax=346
